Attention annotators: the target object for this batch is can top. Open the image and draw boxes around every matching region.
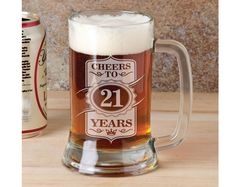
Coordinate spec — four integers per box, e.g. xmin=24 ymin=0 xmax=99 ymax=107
xmin=22 ymin=11 xmax=40 ymax=28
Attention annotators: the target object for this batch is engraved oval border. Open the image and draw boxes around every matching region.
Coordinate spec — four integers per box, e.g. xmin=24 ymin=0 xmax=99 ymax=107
xmin=87 ymin=81 xmax=135 ymax=116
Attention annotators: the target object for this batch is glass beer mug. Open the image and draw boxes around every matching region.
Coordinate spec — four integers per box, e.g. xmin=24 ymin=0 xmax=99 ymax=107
xmin=63 ymin=10 xmax=192 ymax=176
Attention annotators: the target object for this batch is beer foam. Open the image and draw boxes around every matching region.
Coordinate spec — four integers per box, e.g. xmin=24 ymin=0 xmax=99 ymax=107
xmin=69 ymin=13 xmax=154 ymax=55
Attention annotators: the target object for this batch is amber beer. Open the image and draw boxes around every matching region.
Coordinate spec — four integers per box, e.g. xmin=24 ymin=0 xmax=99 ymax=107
xmin=70 ymin=50 xmax=152 ymax=149
xmin=68 ymin=13 xmax=154 ymax=150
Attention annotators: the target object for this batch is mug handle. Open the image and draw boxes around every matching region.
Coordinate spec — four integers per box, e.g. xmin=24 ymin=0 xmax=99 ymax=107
xmin=154 ymin=39 xmax=193 ymax=151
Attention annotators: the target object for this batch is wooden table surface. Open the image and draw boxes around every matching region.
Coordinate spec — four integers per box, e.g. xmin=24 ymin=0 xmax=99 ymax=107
xmin=22 ymin=92 xmax=218 ymax=187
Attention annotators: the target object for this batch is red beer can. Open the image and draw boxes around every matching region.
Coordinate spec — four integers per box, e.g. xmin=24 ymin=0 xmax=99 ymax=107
xmin=22 ymin=12 xmax=47 ymax=138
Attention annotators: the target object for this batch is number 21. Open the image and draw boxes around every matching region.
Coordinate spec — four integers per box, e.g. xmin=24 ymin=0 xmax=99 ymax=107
xmin=100 ymin=89 xmax=123 ymax=107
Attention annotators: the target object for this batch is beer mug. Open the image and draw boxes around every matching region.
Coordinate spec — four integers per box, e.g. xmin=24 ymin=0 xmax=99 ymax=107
xmin=63 ymin=10 xmax=192 ymax=176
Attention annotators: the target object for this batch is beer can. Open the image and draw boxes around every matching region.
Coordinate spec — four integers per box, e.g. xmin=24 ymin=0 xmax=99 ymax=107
xmin=22 ymin=12 xmax=47 ymax=138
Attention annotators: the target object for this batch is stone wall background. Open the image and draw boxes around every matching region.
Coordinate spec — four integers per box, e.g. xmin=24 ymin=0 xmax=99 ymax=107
xmin=22 ymin=0 xmax=218 ymax=92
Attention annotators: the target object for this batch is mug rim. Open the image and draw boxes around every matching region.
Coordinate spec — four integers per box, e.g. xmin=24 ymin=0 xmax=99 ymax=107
xmin=69 ymin=10 xmax=154 ymax=28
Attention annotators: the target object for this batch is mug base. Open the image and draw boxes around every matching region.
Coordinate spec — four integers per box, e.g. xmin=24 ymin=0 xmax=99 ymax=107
xmin=62 ymin=138 xmax=158 ymax=177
